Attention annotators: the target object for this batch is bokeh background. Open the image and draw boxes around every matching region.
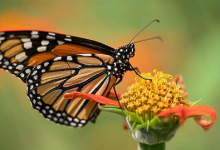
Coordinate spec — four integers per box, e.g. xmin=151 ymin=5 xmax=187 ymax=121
xmin=0 ymin=0 xmax=219 ymax=150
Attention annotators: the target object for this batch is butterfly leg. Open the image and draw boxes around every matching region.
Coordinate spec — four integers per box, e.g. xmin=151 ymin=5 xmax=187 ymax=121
xmin=129 ymin=64 xmax=152 ymax=81
xmin=113 ymin=85 xmax=122 ymax=108
xmin=113 ymin=77 xmax=123 ymax=108
xmin=129 ymin=67 xmax=141 ymax=73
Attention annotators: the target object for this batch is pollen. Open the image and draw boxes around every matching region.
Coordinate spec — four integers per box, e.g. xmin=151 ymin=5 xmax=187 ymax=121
xmin=120 ymin=69 xmax=189 ymax=118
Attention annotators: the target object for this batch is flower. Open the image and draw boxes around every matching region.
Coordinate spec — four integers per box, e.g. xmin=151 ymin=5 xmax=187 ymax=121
xmin=120 ymin=70 xmax=189 ymax=118
xmin=64 ymin=70 xmax=216 ymax=150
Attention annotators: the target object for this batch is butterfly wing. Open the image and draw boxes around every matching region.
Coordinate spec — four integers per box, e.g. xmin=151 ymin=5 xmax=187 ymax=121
xmin=27 ymin=54 xmax=117 ymax=127
xmin=0 ymin=31 xmax=117 ymax=127
xmin=0 ymin=30 xmax=115 ymax=82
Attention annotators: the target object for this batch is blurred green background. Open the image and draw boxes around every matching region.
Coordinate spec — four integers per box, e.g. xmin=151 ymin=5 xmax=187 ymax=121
xmin=0 ymin=0 xmax=219 ymax=150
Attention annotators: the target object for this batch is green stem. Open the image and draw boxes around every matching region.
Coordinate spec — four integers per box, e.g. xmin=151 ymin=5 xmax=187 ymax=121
xmin=98 ymin=106 xmax=127 ymax=117
xmin=138 ymin=142 xmax=165 ymax=150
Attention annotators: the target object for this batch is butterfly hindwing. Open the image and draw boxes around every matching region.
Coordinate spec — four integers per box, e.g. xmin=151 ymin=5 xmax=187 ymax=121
xmin=26 ymin=54 xmax=117 ymax=127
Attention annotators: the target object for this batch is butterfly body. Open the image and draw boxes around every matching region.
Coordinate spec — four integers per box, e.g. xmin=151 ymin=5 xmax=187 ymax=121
xmin=0 ymin=30 xmax=136 ymax=127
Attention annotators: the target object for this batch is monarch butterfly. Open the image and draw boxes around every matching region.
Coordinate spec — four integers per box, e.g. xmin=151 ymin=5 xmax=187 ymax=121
xmin=0 ymin=20 xmax=160 ymax=128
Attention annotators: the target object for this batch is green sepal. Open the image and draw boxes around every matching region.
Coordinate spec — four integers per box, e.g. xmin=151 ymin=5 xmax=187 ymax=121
xmin=132 ymin=123 xmax=148 ymax=132
xmin=149 ymin=117 xmax=173 ymax=133
xmin=127 ymin=112 xmax=144 ymax=124
xmin=98 ymin=105 xmax=127 ymax=117
xmin=189 ymin=99 xmax=201 ymax=106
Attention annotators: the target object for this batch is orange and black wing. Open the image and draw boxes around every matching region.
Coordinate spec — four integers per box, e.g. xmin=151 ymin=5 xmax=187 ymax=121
xmin=0 ymin=30 xmax=115 ymax=82
xmin=0 ymin=31 xmax=117 ymax=127
xmin=26 ymin=54 xmax=117 ymax=127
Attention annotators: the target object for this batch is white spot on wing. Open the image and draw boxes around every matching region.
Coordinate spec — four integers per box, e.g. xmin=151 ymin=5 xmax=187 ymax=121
xmin=32 ymin=70 xmax=37 ymax=75
xmin=57 ymin=41 xmax=64 ymax=45
xmin=48 ymin=32 xmax=56 ymax=36
xmin=0 ymin=37 xmax=5 ymax=40
xmin=16 ymin=65 xmax=24 ymax=70
xmin=70 ymin=122 xmax=76 ymax=127
xmin=37 ymin=65 xmax=41 ymax=69
xmin=54 ymin=57 xmax=61 ymax=61
xmin=15 ymin=52 xmax=28 ymax=62
xmin=67 ymin=117 xmax=72 ymax=121
xmin=79 ymin=54 xmax=92 ymax=57
xmin=37 ymin=46 xmax=47 ymax=52
xmin=31 ymin=31 xmax=38 ymax=34
xmin=14 ymin=71 xmax=19 ymax=74
xmin=25 ymin=69 xmax=31 ymax=74
xmin=41 ymin=40 xmax=49 ymax=46
xmin=67 ymin=56 xmax=73 ymax=61
xmin=24 ymin=42 xmax=33 ymax=49
xmin=74 ymin=118 xmax=79 ymax=123
xmin=31 ymin=34 xmax=39 ymax=39
xmin=64 ymin=38 xmax=72 ymax=41
xmin=20 ymin=73 xmax=24 ymax=78
xmin=30 ymin=85 xmax=34 ymax=89
xmin=4 ymin=61 xmax=9 ymax=65
xmin=28 ymin=79 xmax=33 ymax=83
xmin=9 ymin=35 xmax=15 ymax=38
xmin=107 ymin=65 xmax=111 ymax=70
xmin=78 ymin=124 xmax=83 ymax=127
xmin=46 ymin=35 xmax=56 ymax=40
xmin=80 ymin=120 xmax=86 ymax=124
xmin=44 ymin=62 xmax=49 ymax=67
xmin=34 ymin=75 xmax=38 ymax=80
xmin=32 ymin=90 xmax=36 ymax=95
xmin=21 ymin=38 xmax=31 ymax=42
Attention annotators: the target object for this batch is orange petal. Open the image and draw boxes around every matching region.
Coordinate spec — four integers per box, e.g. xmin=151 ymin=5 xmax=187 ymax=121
xmin=171 ymin=75 xmax=188 ymax=97
xmin=64 ymin=92 xmax=120 ymax=107
xmin=108 ymin=91 xmax=122 ymax=99
xmin=157 ymin=105 xmax=216 ymax=130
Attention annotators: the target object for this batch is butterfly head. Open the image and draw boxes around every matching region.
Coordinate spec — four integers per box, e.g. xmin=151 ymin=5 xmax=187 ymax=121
xmin=116 ymin=43 xmax=135 ymax=60
xmin=127 ymin=43 xmax=135 ymax=58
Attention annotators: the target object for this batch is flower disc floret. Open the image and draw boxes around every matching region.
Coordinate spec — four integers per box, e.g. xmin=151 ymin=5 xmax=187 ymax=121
xmin=120 ymin=69 xmax=189 ymax=118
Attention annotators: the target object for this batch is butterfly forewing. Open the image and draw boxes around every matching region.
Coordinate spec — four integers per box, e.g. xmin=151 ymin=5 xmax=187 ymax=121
xmin=0 ymin=31 xmax=114 ymax=82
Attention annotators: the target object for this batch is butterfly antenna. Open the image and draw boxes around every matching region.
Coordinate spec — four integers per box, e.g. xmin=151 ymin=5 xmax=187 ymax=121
xmin=132 ymin=36 xmax=163 ymax=44
xmin=129 ymin=19 xmax=160 ymax=44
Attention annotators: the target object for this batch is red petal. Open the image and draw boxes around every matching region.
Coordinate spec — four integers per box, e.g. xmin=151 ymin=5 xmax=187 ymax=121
xmin=64 ymin=92 xmax=120 ymax=107
xmin=108 ymin=91 xmax=122 ymax=99
xmin=157 ymin=105 xmax=216 ymax=130
xmin=171 ymin=75 xmax=188 ymax=97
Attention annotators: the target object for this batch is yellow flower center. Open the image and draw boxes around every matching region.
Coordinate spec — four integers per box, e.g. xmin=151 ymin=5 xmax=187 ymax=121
xmin=120 ymin=69 xmax=189 ymax=118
